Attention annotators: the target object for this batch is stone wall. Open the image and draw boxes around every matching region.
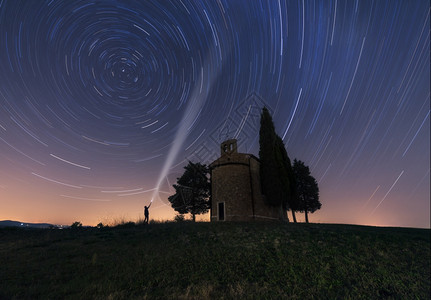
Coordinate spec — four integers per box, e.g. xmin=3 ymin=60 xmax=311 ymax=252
xmin=210 ymin=139 xmax=281 ymax=222
xmin=211 ymin=161 xmax=254 ymax=221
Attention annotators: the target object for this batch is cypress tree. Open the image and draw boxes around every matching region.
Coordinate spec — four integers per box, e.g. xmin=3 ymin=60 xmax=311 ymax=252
xmin=259 ymin=107 xmax=291 ymax=221
xmin=259 ymin=107 xmax=278 ymax=205
xmin=276 ymin=136 xmax=299 ymax=222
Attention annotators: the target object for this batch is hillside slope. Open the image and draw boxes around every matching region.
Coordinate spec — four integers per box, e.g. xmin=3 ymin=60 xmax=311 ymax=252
xmin=0 ymin=222 xmax=429 ymax=299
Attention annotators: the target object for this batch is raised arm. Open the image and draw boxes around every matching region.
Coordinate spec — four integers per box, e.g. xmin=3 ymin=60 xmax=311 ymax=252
xmin=148 ymin=202 xmax=152 ymax=208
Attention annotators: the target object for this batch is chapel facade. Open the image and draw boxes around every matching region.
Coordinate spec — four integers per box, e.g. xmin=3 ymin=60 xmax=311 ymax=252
xmin=209 ymin=139 xmax=280 ymax=221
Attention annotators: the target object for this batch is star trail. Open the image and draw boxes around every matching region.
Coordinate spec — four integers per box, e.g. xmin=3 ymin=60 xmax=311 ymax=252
xmin=0 ymin=0 xmax=429 ymax=227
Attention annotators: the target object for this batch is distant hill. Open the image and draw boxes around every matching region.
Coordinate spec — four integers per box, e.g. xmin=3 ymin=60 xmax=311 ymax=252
xmin=0 ymin=220 xmax=60 ymax=229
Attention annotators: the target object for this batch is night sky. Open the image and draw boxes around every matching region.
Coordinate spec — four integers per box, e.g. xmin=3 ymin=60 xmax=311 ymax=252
xmin=0 ymin=0 xmax=429 ymax=228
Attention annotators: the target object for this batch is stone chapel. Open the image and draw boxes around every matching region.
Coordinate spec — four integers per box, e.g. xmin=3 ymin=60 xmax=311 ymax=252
xmin=209 ymin=139 xmax=280 ymax=221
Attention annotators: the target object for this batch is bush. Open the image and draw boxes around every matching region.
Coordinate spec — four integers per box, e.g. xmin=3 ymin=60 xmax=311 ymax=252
xmin=115 ymin=221 xmax=135 ymax=228
xmin=71 ymin=221 xmax=82 ymax=229
xmin=174 ymin=214 xmax=185 ymax=222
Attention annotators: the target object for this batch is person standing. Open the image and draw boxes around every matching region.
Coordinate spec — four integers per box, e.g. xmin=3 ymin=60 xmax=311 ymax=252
xmin=144 ymin=202 xmax=152 ymax=224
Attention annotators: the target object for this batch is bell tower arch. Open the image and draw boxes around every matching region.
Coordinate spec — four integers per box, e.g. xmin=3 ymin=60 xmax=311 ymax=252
xmin=220 ymin=139 xmax=238 ymax=156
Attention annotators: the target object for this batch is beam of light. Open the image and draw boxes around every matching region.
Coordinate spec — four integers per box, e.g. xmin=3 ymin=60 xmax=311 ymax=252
xmin=50 ymin=153 xmax=91 ymax=170
xmin=31 ymin=172 xmax=82 ymax=189
xmin=150 ymin=65 xmax=211 ymax=204
xmin=282 ymin=87 xmax=302 ymax=140
xmin=370 ymin=171 xmax=404 ymax=216
xmin=402 ymin=110 xmax=430 ymax=157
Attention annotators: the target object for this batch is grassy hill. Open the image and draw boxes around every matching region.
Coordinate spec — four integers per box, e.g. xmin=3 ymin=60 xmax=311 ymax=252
xmin=0 ymin=221 xmax=429 ymax=299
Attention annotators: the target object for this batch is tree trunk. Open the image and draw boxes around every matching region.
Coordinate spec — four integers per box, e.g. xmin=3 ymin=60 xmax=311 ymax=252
xmin=281 ymin=203 xmax=289 ymax=222
xmin=192 ymin=213 xmax=196 ymax=222
xmin=305 ymin=210 xmax=309 ymax=223
xmin=291 ymin=210 xmax=297 ymax=223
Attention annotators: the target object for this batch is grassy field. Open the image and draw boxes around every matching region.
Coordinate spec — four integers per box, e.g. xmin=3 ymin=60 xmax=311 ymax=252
xmin=0 ymin=221 xmax=429 ymax=299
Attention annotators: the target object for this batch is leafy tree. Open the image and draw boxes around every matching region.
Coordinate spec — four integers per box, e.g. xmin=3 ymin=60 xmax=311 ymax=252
xmin=168 ymin=161 xmax=210 ymax=222
xmin=259 ymin=107 xmax=292 ymax=221
xmin=292 ymin=159 xmax=321 ymax=223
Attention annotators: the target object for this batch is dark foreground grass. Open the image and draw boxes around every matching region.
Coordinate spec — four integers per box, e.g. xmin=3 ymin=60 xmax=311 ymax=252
xmin=0 ymin=222 xmax=429 ymax=299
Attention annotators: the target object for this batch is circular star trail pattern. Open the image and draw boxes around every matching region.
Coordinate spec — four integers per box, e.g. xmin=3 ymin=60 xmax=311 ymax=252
xmin=0 ymin=0 xmax=429 ymax=227
xmin=1 ymin=1 xmax=217 ymax=159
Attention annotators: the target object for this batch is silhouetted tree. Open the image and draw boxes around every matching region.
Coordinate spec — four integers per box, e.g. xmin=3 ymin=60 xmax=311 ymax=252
xmin=259 ymin=107 xmax=291 ymax=221
xmin=276 ymin=136 xmax=299 ymax=222
xmin=292 ymin=159 xmax=321 ymax=223
xmin=259 ymin=108 xmax=281 ymax=205
xmin=168 ymin=161 xmax=210 ymax=222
